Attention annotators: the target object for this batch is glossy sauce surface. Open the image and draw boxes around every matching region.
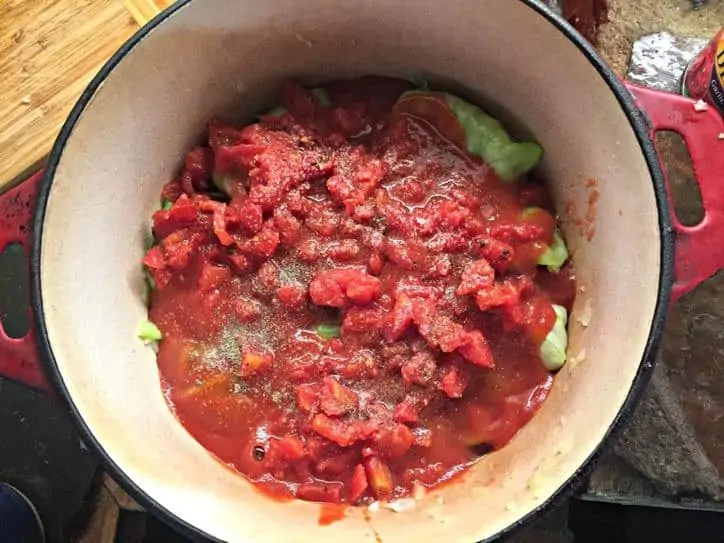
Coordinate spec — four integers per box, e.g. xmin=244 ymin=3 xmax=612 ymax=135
xmin=143 ymin=77 xmax=576 ymax=504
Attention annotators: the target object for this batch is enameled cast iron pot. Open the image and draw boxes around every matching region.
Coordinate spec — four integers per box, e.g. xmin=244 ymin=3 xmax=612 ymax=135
xmin=1 ymin=1 xmax=723 ymax=541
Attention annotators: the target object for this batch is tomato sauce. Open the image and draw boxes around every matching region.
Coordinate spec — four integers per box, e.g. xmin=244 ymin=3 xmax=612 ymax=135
xmin=143 ymin=76 xmax=576 ymax=505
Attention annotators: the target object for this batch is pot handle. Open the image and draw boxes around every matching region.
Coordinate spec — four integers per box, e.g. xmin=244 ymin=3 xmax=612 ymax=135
xmin=0 ymin=170 xmax=53 ymax=393
xmin=626 ymin=83 xmax=724 ymax=304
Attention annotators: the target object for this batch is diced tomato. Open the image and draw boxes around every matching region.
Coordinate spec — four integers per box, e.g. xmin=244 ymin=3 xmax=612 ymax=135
xmin=439 ymin=362 xmax=469 ymax=399
xmin=273 ymin=206 xmax=302 ymax=247
xmin=311 ymin=414 xmax=373 ymax=447
xmin=438 ymin=233 xmax=474 ymax=255
xmin=393 ymin=400 xmax=419 ymax=424
xmin=474 ymin=236 xmax=514 ymax=273
xmin=352 ymin=202 xmax=376 ymax=223
xmin=401 ymin=351 xmax=436 ymax=387
xmin=257 ymin=261 xmax=280 ymax=291
xmin=211 ymin=209 xmax=233 ymax=247
xmin=342 ymin=305 xmax=388 ymax=333
xmin=236 ymin=222 xmax=280 ymax=259
xmin=346 ymin=280 xmax=382 ymax=305
xmin=277 ymin=284 xmax=307 ymax=310
xmin=394 ymin=278 xmax=442 ymax=300
xmin=309 ymin=269 xmax=381 ymax=307
xmin=183 ymin=147 xmax=214 ymax=190
xmin=385 ymin=293 xmax=416 ymax=342
xmin=426 ymin=254 xmax=452 ymax=278
xmin=297 ymin=238 xmax=321 ymax=263
xmin=323 ymin=239 xmax=361 ymax=262
xmin=162 ymin=231 xmax=201 ymax=270
xmin=143 ymin=246 xmax=164 ymax=270
xmin=336 ymin=350 xmax=380 ymax=380
xmin=457 ymin=330 xmax=494 ymax=368
xmin=305 ymin=207 xmax=340 ymax=237
xmin=214 ymin=143 xmax=266 ymax=176
xmin=489 ymin=213 xmax=553 ymax=245
xmin=383 ymin=237 xmax=430 ymax=270
xmin=319 ymin=377 xmax=358 ymax=417
xmin=456 ymin=259 xmax=495 ymax=296
xmin=276 ymin=436 xmax=306 ymax=461
xmin=368 ymin=252 xmax=384 ymax=275
xmin=198 ymin=263 xmax=230 ymax=293
xmin=330 ymin=106 xmax=367 ymax=137
xmin=436 ymin=199 xmax=471 ymax=231
xmin=160 ymin=180 xmax=183 ymax=202
xmin=234 ymin=297 xmax=261 ymax=323
xmin=474 ymin=276 xmax=534 ymax=311
xmin=289 ymin=358 xmax=324 ymax=383
xmin=374 ymin=424 xmax=414 ymax=459
xmin=296 ymin=481 xmax=343 ymax=503
xmin=167 ymin=194 xmax=199 ymax=223
xmin=152 ymin=269 xmax=172 ymax=289
xmin=326 ymin=151 xmax=385 ymax=215
xmin=234 ymin=200 xmax=264 ymax=235
xmin=305 ymin=437 xmax=334 ymax=461
xmin=414 ymin=310 xmax=468 ymax=354
xmin=228 ymin=252 xmax=251 ymax=274
xmin=296 ymin=383 xmax=321 ymax=413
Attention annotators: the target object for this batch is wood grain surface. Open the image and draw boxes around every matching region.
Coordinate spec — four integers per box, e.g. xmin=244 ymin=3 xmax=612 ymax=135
xmin=0 ymin=1 xmax=144 ymax=189
xmin=123 ymin=0 xmax=175 ymax=25
xmin=0 ymin=0 xmax=173 ymax=190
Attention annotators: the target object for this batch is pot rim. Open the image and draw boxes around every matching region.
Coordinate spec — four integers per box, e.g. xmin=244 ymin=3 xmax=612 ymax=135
xmin=29 ymin=1 xmax=674 ymax=541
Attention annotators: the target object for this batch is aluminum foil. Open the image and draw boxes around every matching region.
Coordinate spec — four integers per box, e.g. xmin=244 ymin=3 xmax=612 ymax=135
xmin=627 ymin=31 xmax=708 ymax=92
xmin=539 ymin=0 xmax=563 ymax=14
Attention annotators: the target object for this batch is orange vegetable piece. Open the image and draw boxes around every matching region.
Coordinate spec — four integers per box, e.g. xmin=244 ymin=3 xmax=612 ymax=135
xmin=320 ymin=376 xmax=358 ymax=416
xmin=241 ymin=352 xmax=271 ymax=377
xmin=349 ymin=464 xmax=369 ymax=503
xmin=363 ymin=456 xmax=393 ymax=499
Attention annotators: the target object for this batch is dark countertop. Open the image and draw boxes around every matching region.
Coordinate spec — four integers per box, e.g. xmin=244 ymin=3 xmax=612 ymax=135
xmin=0 ymin=378 xmax=97 ymax=542
xmin=581 ymin=0 xmax=724 ymax=508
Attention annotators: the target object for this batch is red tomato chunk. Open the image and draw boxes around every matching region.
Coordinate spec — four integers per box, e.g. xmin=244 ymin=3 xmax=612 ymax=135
xmin=143 ymin=76 xmax=575 ymax=506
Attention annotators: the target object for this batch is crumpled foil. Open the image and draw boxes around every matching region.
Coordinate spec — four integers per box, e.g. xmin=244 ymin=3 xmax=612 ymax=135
xmin=539 ymin=0 xmax=563 ymax=14
xmin=626 ymin=31 xmax=708 ymax=92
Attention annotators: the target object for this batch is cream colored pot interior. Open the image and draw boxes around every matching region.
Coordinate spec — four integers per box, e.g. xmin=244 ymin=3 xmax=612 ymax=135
xmin=39 ymin=0 xmax=662 ymax=541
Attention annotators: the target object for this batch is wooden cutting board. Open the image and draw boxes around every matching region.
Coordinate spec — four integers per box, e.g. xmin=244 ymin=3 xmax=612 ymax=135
xmin=0 ymin=0 xmax=172 ymax=191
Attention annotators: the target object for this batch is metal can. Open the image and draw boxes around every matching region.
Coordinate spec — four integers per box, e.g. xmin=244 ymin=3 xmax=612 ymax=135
xmin=0 ymin=483 xmax=45 ymax=543
xmin=681 ymin=28 xmax=724 ymax=116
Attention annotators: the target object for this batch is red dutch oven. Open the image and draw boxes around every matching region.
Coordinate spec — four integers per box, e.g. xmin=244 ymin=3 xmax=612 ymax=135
xmin=1 ymin=1 xmax=723 ymax=541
